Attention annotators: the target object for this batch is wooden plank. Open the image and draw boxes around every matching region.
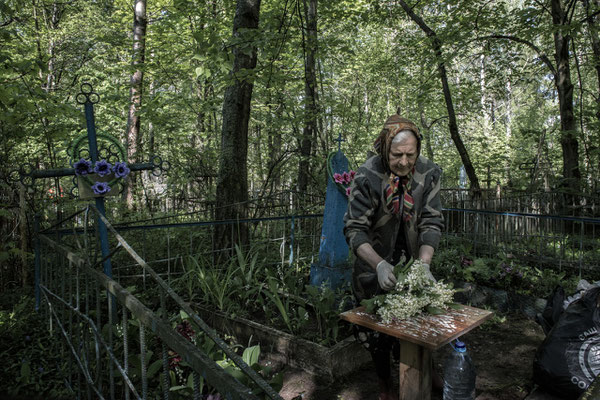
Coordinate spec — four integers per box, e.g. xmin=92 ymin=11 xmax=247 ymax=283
xmin=399 ymin=340 xmax=431 ymax=400
xmin=340 ymin=304 xmax=493 ymax=350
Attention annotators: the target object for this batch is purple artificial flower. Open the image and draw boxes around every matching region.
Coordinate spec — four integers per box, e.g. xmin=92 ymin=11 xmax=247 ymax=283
xmin=112 ymin=161 xmax=130 ymax=178
xmin=349 ymin=170 xmax=356 ymax=180
xmin=91 ymin=181 xmax=111 ymax=195
xmin=342 ymin=171 xmax=351 ymax=184
xmin=333 ymin=173 xmax=344 ymax=184
xmin=94 ymin=159 xmax=112 ymax=177
xmin=346 ymin=187 xmax=351 ymax=197
xmin=74 ymin=158 xmax=92 ymax=176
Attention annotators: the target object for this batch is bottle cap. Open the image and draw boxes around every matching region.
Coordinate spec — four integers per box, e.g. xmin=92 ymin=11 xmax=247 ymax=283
xmin=454 ymin=340 xmax=466 ymax=353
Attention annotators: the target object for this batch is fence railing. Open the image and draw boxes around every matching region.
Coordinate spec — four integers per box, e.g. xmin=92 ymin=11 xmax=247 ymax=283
xmin=35 ymin=205 xmax=283 ymax=400
xmin=40 ymin=204 xmax=600 ymax=286
xmin=34 ymin=200 xmax=600 ymax=396
xmin=42 ymin=210 xmax=324 ymax=285
xmin=441 ymin=189 xmax=600 ymax=218
xmin=444 ymin=208 xmax=600 ymax=274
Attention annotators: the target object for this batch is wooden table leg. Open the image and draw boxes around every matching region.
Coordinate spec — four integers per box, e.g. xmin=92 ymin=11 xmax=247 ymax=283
xmin=399 ymin=340 xmax=432 ymax=400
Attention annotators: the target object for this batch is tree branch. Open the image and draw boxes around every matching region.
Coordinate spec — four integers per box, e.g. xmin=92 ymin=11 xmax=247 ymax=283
xmin=532 ymin=0 xmax=552 ymax=18
xmin=0 ymin=17 xmax=14 ymax=27
xmin=565 ymin=0 xmax=579 ymax=24
xmin=580 ymin=8 xmax=600 ymax=24
xmin=475 ymin=34 xmax=557 ymax=77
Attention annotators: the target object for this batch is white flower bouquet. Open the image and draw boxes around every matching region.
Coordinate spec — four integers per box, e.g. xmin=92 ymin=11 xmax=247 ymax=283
xmin=361 ymin=259 xmax=459 ymax=324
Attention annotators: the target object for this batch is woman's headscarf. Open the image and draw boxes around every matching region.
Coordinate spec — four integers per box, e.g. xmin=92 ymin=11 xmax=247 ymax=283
xmin=374 ymin=114 xmax=422 ymax=173
xmin=374 ymin=114 xmax=422 ymax=220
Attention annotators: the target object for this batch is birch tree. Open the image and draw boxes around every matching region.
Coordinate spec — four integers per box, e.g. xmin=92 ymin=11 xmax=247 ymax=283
xmin=125 ymin=0 xmax=148 ymax=207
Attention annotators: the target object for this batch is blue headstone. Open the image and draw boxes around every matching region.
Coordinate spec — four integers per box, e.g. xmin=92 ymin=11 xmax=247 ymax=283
xmin=309 ymin=150 xmax=352 ymax=290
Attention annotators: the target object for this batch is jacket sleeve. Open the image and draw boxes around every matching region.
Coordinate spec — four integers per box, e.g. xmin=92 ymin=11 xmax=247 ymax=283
xmin=417 ymin=166 xmax=444 ymax=250
xmin=343 ymin=168 xmax=378 ymax=255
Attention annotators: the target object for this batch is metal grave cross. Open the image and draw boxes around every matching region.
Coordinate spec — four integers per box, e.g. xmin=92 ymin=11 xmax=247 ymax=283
xmin=334 ymin=130 xmax=345 ymax=152
xmin=11 ymin=83 xmax=168 ymax=309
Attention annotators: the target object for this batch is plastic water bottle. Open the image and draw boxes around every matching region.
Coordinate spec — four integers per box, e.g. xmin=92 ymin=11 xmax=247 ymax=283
xmin=443 ymin=340 xmax=476 ymax=400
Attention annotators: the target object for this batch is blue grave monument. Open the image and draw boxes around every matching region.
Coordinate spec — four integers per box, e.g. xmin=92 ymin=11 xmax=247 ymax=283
xmin=309 ymin=135 xmax=353 ymax=290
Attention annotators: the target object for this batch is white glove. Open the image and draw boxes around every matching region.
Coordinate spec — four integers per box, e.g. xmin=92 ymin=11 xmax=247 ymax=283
xmin=420 ymin=263 xmax=437 ymax=283
xmin=376 ymin=260 xmax=397 ymax=291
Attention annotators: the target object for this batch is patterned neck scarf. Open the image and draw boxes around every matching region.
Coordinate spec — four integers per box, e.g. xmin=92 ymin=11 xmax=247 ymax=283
xmin=375 ymin=115 xmax=420 ymax=221
xmin=385 ymin=169 xmax=414 ymax=221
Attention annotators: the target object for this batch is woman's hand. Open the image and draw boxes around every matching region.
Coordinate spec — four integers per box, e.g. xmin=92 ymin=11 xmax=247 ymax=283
xmin=376 ymin=260 xmax=397 ymax=290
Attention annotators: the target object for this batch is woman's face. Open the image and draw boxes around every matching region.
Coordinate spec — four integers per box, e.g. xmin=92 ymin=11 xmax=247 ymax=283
xmin=388 ymin=133 xmax=418 ymax=176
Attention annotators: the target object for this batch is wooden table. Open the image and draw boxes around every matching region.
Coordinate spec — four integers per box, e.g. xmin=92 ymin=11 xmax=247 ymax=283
xmin=340 ymin=305 xmax=493 ymax=400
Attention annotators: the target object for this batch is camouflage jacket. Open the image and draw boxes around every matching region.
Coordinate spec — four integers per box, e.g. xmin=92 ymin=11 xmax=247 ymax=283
xmin=343 ymin=154 xmax=444 ymax=300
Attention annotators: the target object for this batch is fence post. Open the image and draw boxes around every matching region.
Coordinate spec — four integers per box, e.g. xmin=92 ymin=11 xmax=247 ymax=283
xmin=289 ymin=216 xmax=295 ymax=266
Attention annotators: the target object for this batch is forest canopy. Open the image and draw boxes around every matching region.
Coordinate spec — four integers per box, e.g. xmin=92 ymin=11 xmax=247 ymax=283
xmin=1 ymin=0 xmax=599 ymax=217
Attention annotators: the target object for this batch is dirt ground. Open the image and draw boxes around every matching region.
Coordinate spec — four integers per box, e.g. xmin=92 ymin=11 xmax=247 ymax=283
xmin=277 ymin=313 xmax=548 ymax=400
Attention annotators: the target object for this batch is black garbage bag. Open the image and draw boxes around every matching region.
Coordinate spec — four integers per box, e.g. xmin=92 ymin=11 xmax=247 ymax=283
xmin=535 ymin=285 xmax=566 ymax=335
xmin=533 ymin=286 xmax=600 ymax=399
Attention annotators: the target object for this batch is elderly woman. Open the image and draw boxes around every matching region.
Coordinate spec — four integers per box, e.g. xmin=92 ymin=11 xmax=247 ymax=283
xmin=343 ymin=114 xmax=444 ymax=399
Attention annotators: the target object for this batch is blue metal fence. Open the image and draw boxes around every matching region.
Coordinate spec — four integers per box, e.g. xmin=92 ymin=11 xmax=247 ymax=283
xmin=39 ymin=204 xmax=600 ymax=294
xmin=34 ymin=200 xmax=600 ymax=397
xmin=36 ymin=205 xmax=283 ymax=400
xmin=444 ymin=207 xmax=600 ymax=275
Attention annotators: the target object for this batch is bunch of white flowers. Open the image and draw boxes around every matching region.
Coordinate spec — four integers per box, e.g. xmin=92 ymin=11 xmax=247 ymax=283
xmin=362 ymin=259 xmax=456 ymax=324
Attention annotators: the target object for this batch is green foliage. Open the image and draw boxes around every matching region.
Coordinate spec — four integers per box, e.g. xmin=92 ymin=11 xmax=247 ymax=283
xmin=263 ymin=276 xmax=299 ymax=334
xmin=0 ymin=293 xmax=71 ymax=398
xmin=432 ymin=243 xmax=581 ymax=298
xmin=304 ymin=282 xmax=353 ymax=345
xmin=174 ymin=245 xmax=352 ymax=346
xmin=462 ymin=258 xmax=497 ymax=283
xmin=188 ymin=254 xmax=240 ymax=313
xmin=4 ymin=0 xmax=599 ymax=227
xmin=167 ymin=311 xmax=283 ymax=399
xmin=479 ymin=308 xmax=508 ymax=331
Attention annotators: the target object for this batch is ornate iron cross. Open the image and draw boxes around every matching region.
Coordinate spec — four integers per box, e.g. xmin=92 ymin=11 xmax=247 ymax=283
xmin=11 ymin=83 xmax=168 ymax=307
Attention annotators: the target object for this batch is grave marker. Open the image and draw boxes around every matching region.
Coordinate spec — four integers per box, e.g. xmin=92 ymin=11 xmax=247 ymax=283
xmin=309 ymin=132 xmax=352 ymax=290
xmin=11 ymin=83 xmax=168 ymax=309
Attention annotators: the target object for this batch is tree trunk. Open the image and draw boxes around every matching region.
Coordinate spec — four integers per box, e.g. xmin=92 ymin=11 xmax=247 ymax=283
xmin=551 ymin=0 xmax=581 ymax=194
xmin=125 ymin=0 xmax=147 ymax=208
xmin=480 ymin=53 xmax=491 ymax=134
xmin=505 ymin=79 xmax=513 ymax=186
xmin=418 ymin=111 xmax=436 ymax=162
xmin=584 ymin=0 xmax=600 ymax=122
xmin=267 ymin=94 xmax=283 ymax=196
xmin=34 ymin=0 xmax=62 ymax=217
xmin=584 ymin=0 xmax=600 ymax=191
xmin=297 ymin=0 xmax=318 ymax=200
xmin=19 ymin=184 xmax=27 ymax=287
xmin=214 ymin=0 xmax=261 ymax=256
xmin=397 ymin=0 xmax=482 ymax=197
